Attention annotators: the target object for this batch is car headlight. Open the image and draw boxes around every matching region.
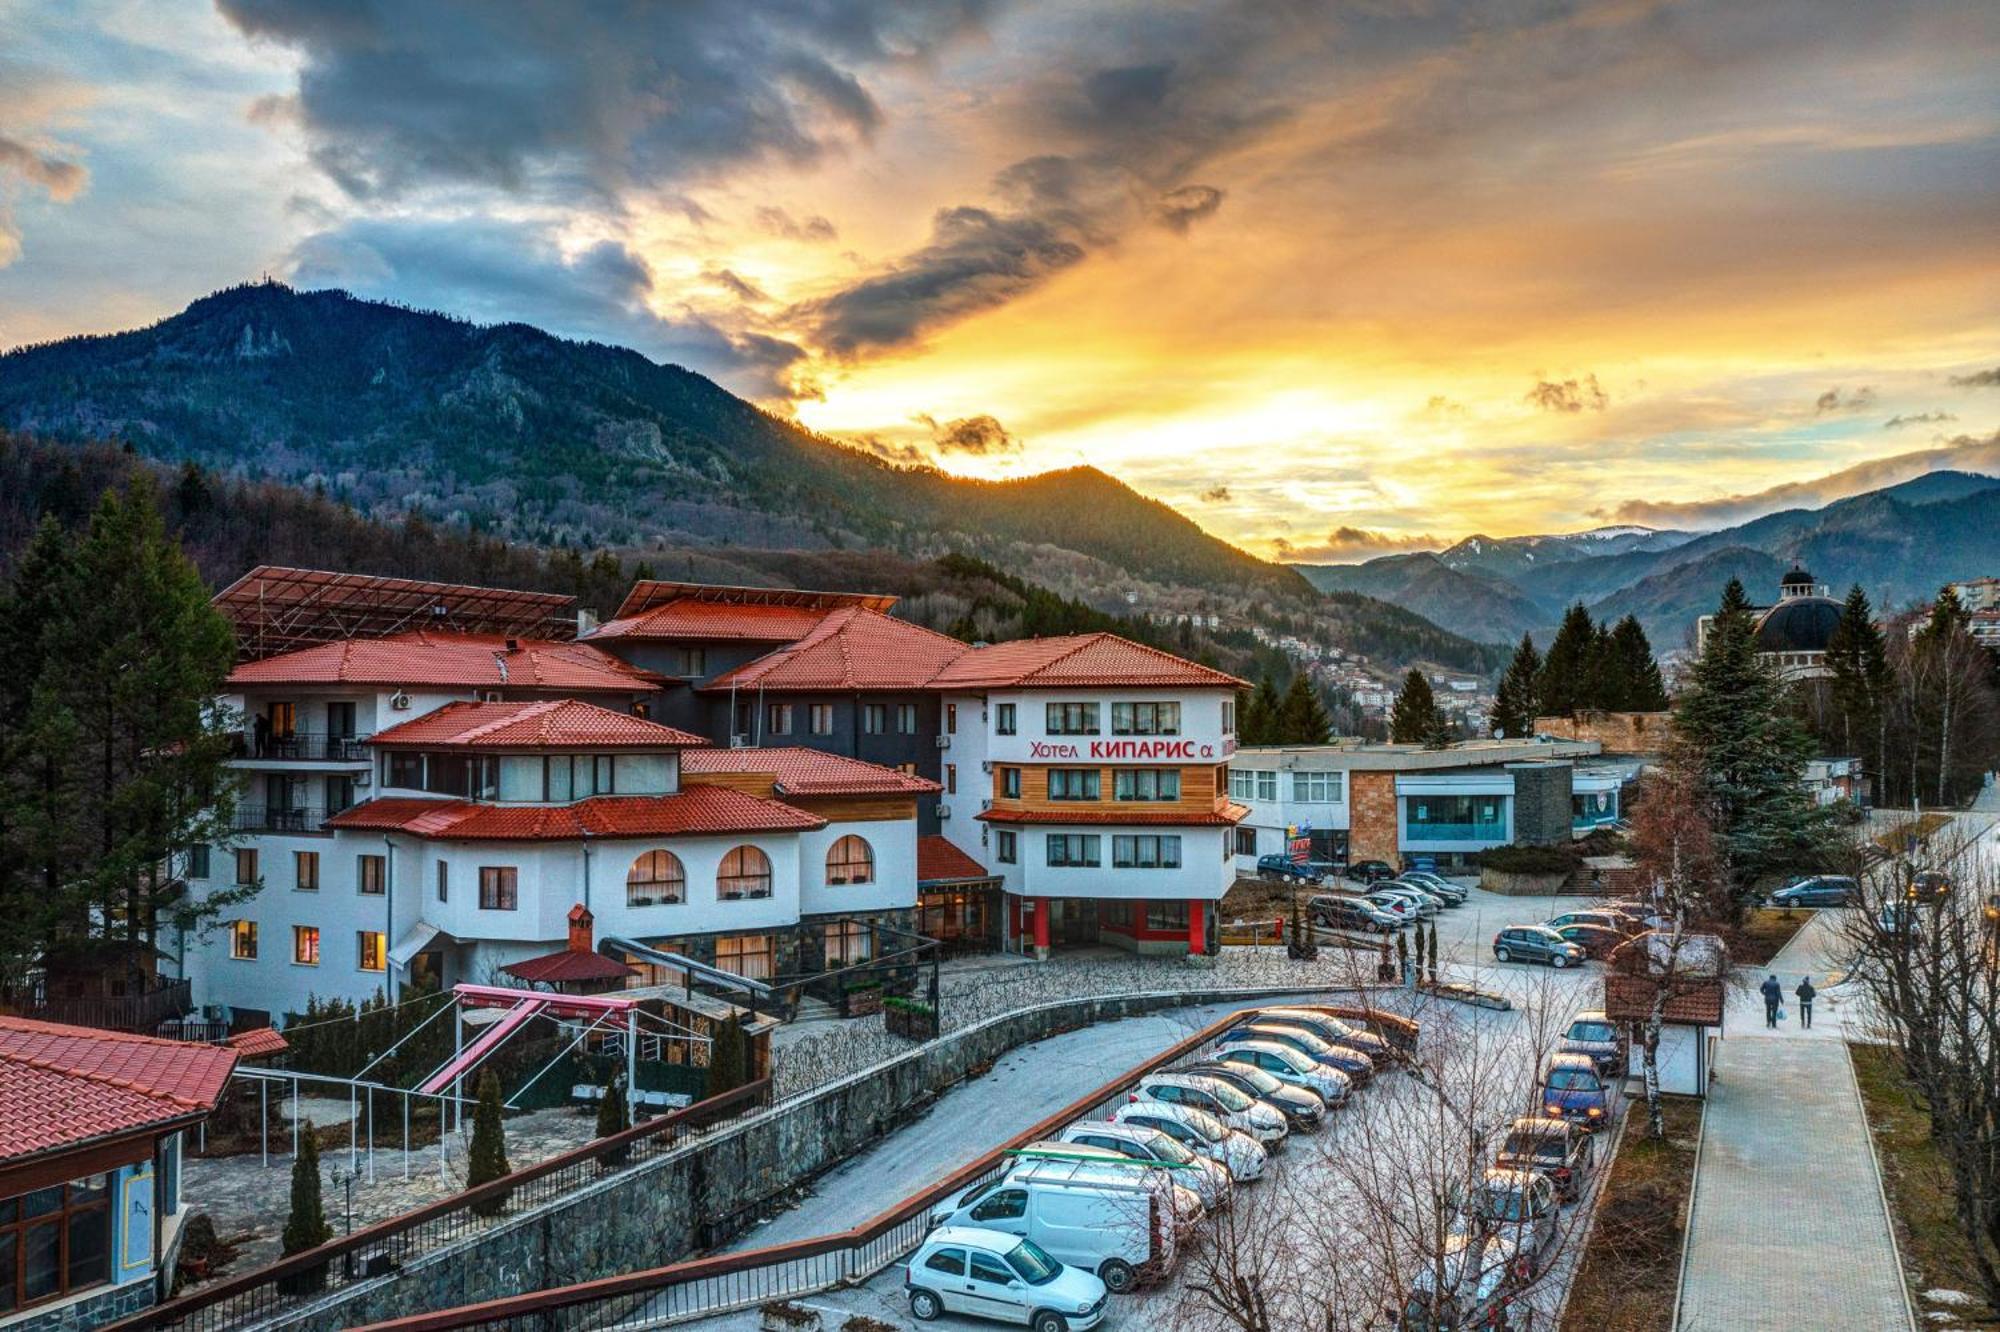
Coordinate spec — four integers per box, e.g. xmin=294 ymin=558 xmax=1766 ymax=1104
xmin=1587 ymin=1106 xmax=1603 ymax=1117
xmin=1545 ymin=1103 xmax=1562 ymax=1115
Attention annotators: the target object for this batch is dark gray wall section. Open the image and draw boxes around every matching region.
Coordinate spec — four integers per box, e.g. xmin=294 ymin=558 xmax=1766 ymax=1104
xmin=1507 ymin=761 xmax=1575 ymax=846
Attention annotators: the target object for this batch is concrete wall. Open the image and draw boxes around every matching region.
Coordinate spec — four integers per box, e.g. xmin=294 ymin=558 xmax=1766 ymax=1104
xmin=1532 ymin=711 xmax=1669 ymax=755
xmin=1507 ymin=762 xmax=1575 ymax=847
xmin=269 ymin=983 xmax=1356 ymax=1331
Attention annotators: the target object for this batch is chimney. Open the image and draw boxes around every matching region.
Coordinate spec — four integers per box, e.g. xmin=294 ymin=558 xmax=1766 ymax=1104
xmin=567 ymin=903 xmax=594 ymax=953
xmin=505 ymin=637 xmax=521 ymax=653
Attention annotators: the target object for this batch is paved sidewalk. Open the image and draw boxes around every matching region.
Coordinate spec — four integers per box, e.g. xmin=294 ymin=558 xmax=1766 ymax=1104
xmin=1677 ymin=1037 xmax=1910 ymax=1332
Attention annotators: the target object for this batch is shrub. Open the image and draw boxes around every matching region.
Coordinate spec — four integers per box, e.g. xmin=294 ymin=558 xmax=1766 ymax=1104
xmin=466 ymin=1069 xmax=512 ymax=1215
xmin=1475 ymin=844 xmax=1577 ymax=875
xmin=281 ymin=1132 xmax=331 ymax=1256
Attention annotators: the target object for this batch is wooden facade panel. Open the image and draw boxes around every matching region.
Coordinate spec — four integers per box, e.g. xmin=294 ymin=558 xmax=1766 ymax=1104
xmin=990 ymin=763 xmax=1231 ymax=817
xmin=685 ymin=773 xmax=778 ymax=798
xmin=784 ymin=795 xmax=917 ymax=822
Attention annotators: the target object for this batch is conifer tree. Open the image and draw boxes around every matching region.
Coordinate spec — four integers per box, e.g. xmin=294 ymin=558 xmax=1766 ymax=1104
xmin=1609 ymin=614 xmax=1669 ymax=710
xmin=1240 ymin=677 xmax=1283 ymax=746
xmin=1426 ymin=921 xmax=1440 ymax=983
xmin=595 ymin=1063 xmax=629 ymax=1139
xmin=1421 ymin=700 xmax=1456 ymax=749
xmin=1824 ymin=584 xmax=1890 ymax=798
xmin=282 ymin=1130 xmax=332 ymax=1255
xmin=466 ymin=1069 xmax=512 ymax=1215
xmin=1537 ymin=604 xmax=1597 ymax=716
xmin=1276 ymin=675 xmax=1334 ymax=744
xmin=1389 ymin=670 xmax=1438 ymax=744
xmin=1490 ymin=633 xmax=1543 ymax=739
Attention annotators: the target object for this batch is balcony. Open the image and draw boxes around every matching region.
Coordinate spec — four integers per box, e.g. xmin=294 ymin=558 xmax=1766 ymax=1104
xmin=27 ymin=977 xmax=193 ymax=1035
xmin=238 ymin=732 xmax=372 ymax=762
xmin=234 ymin=803 xmax=330 ymax=834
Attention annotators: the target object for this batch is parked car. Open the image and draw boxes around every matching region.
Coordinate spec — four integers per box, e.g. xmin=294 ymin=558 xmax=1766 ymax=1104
xmin=1492 ymin=926 xmax=1585 ymax=968
xmin=1227 ymin=1022 xmax=1377 ymax=1086
xmin=1385 ymin=879 xmax=1452 ymax=909
xmin=1182 ymin=1057 xmax=1333 ymax=1124
xmin=1766 ymin=875 xmax=1860 ymax=908
xmin=1538 ymin=1053 xmax=1612 ymax=1129
xmin=1985 ymin=891 xmax=2000 ymax=930
xmin=1131 ymin=1073 xmax=1289 ymax=1146
xmin=1599 ymin=897 xmax=1667 ymax=927
xmin=1310 ymin=892 xmax=1406 ymax=933
xmin=1394 ymin=871 xmax=1468 ymax=905
xmin=1055 ymin=1122 xmax=1233 ymax=1212
xmin=1253 ymin=1008 xmax=1397 ymax=1063
xmin=1205 ymin=1040 xmax=1353 ymax=1105
xmin=1545 ymin=909 xmax=1639 ymax=935
xmin=906 ymin=1226 xmax=1108 ymax=1331
xmin=1362 ymin=890 xmax=1420 ymax=924
xmin=1255 ymin=854 xmax=1332 ymax=884
xmin=1551 ymin=922 xmax=1625 ymax=961
xmin=1346 ymin=859 xmax=1397 ymax=884
xmin=1493 ymin=1117 xmax=1596 ymax=1204
xmin=929 ymin=1158 xmax=1186 ymax=1294
xmin=1395 ymin=1232 xmax=1531 ymax=1331
xmin=1370 ymin=885 xmax=1441 ymax=918
xmin=1456 ymin=1168 xmax=1562 ymax=1278
xmin=1878 ymin=901 xmax=1925 ymax=936
xmin=1557 ymin=1010 xmax=1628 ymax=1077
xmin=1319 ymin=1005 xmax=1422 ymax=1058
xmin=1907 ymin=870 xmax=1952 ymax=903
xmin=1111 ymin=1102 xmax=1266 ymax=1182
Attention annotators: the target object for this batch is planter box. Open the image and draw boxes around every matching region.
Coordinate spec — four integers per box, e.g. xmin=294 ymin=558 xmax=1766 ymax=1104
xmin=884 ymin=1005 xmax=938 ymax=1041
xmin=844 ymin=987 xmax=884 ymax=1018
xmin=759 ymin=1305 xmax=822 ymax=1332
xmin=1479 ymin=868 xmax=1572 ymax=897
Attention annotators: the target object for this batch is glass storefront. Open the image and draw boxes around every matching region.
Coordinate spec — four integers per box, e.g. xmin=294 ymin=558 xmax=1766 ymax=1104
xmin=1403 ymin=794 xmax=1508 ymax=843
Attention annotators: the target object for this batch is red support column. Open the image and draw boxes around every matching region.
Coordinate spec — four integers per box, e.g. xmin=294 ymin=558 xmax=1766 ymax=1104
xmin=1032 ymin=896 xmax=1051 ymax=958
xmin=1008 ymin=895 xmax=1023 ymax=951
xmin=1188 ymin=899 xmax=1206 ymax=957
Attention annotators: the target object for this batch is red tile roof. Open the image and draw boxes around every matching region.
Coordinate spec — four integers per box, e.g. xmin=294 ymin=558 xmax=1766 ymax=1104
xmin=929 ymin=634 xmax=1246 ymax=690
xmin=590 ymin=598 xmax=838 ymax=644
xmin=225 ymin=1027 xmax=289 ymax=1059
xmin=371 ymin=699 xmax=706 ymax=749
xmin=918 ymin=835 xmax=993 ymax=883
xmin=682 ymin=747 xmax=940 ymax=796
xmin=501 ymin=950 xmax=638 ymax=985
xmin=0 ymin=1017 xmax=238 ymax=1162
xmin=325 ymin=787 xmax=826 ymax=840
xmin=702 ymin=607 xmax=973 ymax=693
xmin=976 ymin=802 xmax=1250 ymax=827
xmin=1601 ymin=975 xmax=1726 ymax=1027
xmin=227 ymin=631 xmax=662 ymax=693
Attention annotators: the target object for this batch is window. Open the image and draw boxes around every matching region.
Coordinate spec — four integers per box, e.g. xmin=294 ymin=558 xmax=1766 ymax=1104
xmin=234 ymin=848 xmax=259 ymax=886
xmin=627 ymin=850 xmax=686 ymax=905
xmin=715 ymin=933 xmax=774 ymax=981
xmin=1046 ymin=702 xmax=1099 ymax=735
xmin=1292 ymin=771 xmax=1344 ymax=803
xmin=1000 ymin=766 xmax=1021 ymax=799
xmin=325 ymin=774 xmax=356 ymax=814
xmin=358 ymin=931 xmax=386 ymax=972
xmin=1114 ymin=835 xmax=1183 ymax=868
xmin=826 ymin=835 xmax=875 ymax=885
xmin=924 ymin=1249 xmax=967 ymax=1278
xmin=1101 ymin=900 xmax=1133 ymax=927
xmin=1255 ymin=771 xmax=1278 ymax=801
xmin=1046 ymin=834 xmax=1101 ymax=867
xmin=946 ymin=703 xmax=957 ymax=733
xmin=1222 ymin=699 xmax=1236 ymax=735
xmin=1114 ymin=768 xmax=1181 ymax=801
xmin=996 ymin=829 xmax=1018 ymax=864
xmin=862 ymin=704 xmax=887 ymax=734
xmin=822 ymin=920 xmax=873 ymax=965
xmin=968 ymin=1189 xmax=1028 ymax=1223
xmin=767 ymin=704 xmax=794 ymax=736
xmin=357 ymin=854 xmax=385 ymax=896
xmin=1146 ymin=900 xmax=1191 ymax=931
xmin=478 ymin=867 xmax=518 ymax=911
xmin=1233 ymin=827 xmax=1258 ymax=856
xmin=675 ymin=647 xmax=706 ymax=677
xmin=294 ymin=851 xmax=320 ymax=892
xmin=387 ymin=751 xmax=424 ymax=788
xmin=593 ymin=754 xmax=615 ymax=796
xmin=186 ymin=845 xmax=211 ymax=880
xmin=1228 ymin=768 xmax=1255 ymax=800
xmin=292 ymin=926 xmax=320 ymax=966
xmin=717 ymin=845 xmax=773 ymax=900
xmin=1112 ymin=701 xmax=1180 ymax=735
xmin=994 ymin=703 xmax=1016 ymax=735
xmin=896 ymin=703 xmax=919 ymax=734
xmin=945 ymin=763 xmax=957 ymax=795
xmin=1 ymin=1175 xmax=111 ymax=1311
xmin=229 ymin=920 xmax=257 ymax=960
xmin=326 ymin=700 xmax=356 ymax=739
xmin=968 ymin=1252 xmax=1015 ymax=1285
xmin=436 ymin=861 xmax=448 ymax=902
xmin=1047 ymin=768 xmax=1101 ymax=800
xmin=808 ymin=703 xmax=834 ymax=735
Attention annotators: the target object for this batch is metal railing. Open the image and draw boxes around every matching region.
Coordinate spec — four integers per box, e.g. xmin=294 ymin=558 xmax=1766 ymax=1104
xmin=27 ymin=977 xmax=193 ymax=1034
xmin=231 ymin=804 xmax=329 ymax=834
xmin=239 ymin=732 xmax=373 ymax=762
xmin=104 ymin=1080 xmax=771 ymax=1332
xmin=345 ymin=1010 xmax=1266 ymax=1331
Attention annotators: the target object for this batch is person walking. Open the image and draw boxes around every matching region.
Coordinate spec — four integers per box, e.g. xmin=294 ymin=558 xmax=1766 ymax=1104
xmin=1795 ymin=976 xmax=1817 ymax=1030
xmin=1761 ymin=973 xmax=1783 ymax=1028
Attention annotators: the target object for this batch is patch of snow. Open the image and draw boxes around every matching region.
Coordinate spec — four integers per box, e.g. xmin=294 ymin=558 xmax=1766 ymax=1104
xmin=1924 ymin=1289 xmax=1974 ymax=1307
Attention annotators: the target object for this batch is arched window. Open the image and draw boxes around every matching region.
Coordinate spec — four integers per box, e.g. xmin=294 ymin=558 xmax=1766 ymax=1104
xmin=627 ymin=850 xmax=685 ymax=906
xmin=826 ymin=835 xmax=875 ymax=886
xmin=717 ymin=845 xmax=773 ymax=901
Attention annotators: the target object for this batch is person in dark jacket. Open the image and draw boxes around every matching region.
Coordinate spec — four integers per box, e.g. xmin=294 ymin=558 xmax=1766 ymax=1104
xmin=1761 ymin=974 xmax=1783 ymax=1028
xmin=1795 ymin=976 xmax=1817 ymax=1030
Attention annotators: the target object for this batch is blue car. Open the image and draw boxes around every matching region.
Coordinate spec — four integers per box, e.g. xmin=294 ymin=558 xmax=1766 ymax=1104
xmin=1538 ymin=1053 xmax=1611 ymax=1130
xmin=1256 ymin=854 xmax=1333 ymax=884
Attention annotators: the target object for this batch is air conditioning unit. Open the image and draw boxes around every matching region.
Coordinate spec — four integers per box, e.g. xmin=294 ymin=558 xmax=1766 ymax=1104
xmin=936 ymin=804 xmax=952 ymax=821
xmin=389 ymin=690 xmax=412 ymax=711
xmin=980 ymin=798 xmax=992 ymax=811
xmin=980 ymin=761 xmax=993 ymax=774
xmin=935 ymin=734 xmax=952 ymax=749
xmin=354 ymin=770 xmax=373 ymax=788
xmin=480 ymin=690 xmax=503 ymax=703
xmin=729 ymin=733 xmax=751 ymax=748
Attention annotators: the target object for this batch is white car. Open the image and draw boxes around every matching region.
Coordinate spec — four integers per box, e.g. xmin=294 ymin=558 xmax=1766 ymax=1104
xmin=1130 ymin=1072 xmax=1289 ymax=1146
xmin=1394 ymin=872 xmax=1467 ymax=905
xmin=1370 ymin=883 xmax=1441 ymax=917
xmin=906 ymin=1225 xmax=1108 ymax=1331
xmin=1112 ymin=1102 xmax=1267 ymax=1182
xmin=1055 ymin=1121 xmax=1234 ymax=1212
xmin=1208 ymin=1038 xmax=1352 ymax=1105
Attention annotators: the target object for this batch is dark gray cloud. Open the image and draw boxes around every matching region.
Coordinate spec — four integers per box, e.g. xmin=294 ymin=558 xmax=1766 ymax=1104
xmin=755 ymin=205 xmax=837 ymax=241
xmin=919 ymin=412 xmax=1020 ymax=455
xmin=286 ymin=216 xmax=804 ymax=395
xmin=1526 ymin=375 xmax=1609 ymax=413
xmin=1814 ymin=385 xmax=1877 ymax=414
xmin=1275 ymin=527 xmax=1441 ymax=563
xmin=1153 ymin=184 xmax=1224 ymax=233
xmin=704 ymin=268 xmax=769 ymax=303
xmin=1950 ymin=366 xmax=2000 ymax=388
xmin=217 ymin=0 xmax=994 ymax=202
xmin=1200 ymin=484 xmax=1232 ymax=502
xmin=1884 ymin=411 xmax=1957 ymax=429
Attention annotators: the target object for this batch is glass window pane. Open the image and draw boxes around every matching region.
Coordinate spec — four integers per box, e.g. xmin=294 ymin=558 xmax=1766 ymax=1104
xmin=22 ymin=1187 xmax=62 ymax=1218
xmin=23 ymin=1221 xmax=59 ymax=1300
xmin=67 ymin=1207 xmax=110 ymax=1289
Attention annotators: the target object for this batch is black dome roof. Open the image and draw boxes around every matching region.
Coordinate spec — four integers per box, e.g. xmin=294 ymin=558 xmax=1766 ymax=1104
xmin=1780 ymin=564 xmax=1816 ymax=587
xmin=1755 ymin=597 xmax=1841 ymax=654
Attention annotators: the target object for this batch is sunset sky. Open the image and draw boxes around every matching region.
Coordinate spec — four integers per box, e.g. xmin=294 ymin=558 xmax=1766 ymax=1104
xmin=3 ymin=1 xmax=1997 ymax=558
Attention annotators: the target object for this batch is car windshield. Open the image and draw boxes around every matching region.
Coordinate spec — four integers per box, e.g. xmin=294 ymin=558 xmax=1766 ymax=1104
xmin=1547 ymin=1069 xmax=1600 ymax=1091
xmin=957 ymin=1178 xmax=1001 ymax=1208
xmin=1476 ymin=1184 xmax=1538 ymax=1221
xmin=1261 ymin=1027 xmax=1331 ymax=1054
xmin=1501 ymin=1131 xmax=1562 ymax=1159
xmin=1200 ymin=1079 xmax=1253 ymax=1111
xmin=1146 ymin=1132 xmax=1197 ymax=1164
xmin=1218 ymin=1062 xmax=1281 ymax=1093
xmin=1567 ymin=1021 xmax=1617 ymax=1042
xmin=1007 ymin=1239 xmax=1062 ymax=1286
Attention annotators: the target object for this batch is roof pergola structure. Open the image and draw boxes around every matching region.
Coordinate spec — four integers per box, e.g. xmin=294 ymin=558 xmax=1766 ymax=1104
xmin=213 ymin=565 xmax=580 ymax=660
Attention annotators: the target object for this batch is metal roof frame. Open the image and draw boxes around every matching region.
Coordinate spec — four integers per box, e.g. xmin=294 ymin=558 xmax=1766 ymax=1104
xmin=611 ymin=579 xmax=898 ymax=621
xmin=214 ymin=566 xmax=579 ymax=660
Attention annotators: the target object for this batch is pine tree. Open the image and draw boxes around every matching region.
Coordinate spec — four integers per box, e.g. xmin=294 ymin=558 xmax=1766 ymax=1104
xmin=1426 ymin=921 xmax=1440 ymax=983
xmin=1421 ymin=700 xmax=1456 ymax=749
xmin=466 ymin=1069 xmax=512 ymax=1215
xmin=1389 ymin=670 xmax=1437 ymax=744
xmin=1490 ymin=633 xmax=1543 ymax=739
xmin=281 ymin=1130 xmax=332 ymax=1255
xmin=1825 ymin=585 xmax=1890 ymax=799
xmin=1239 ymin=677 xmax=1283 ymax=745
xmin=1609 ymin=615 xmax=1668 ymax=710
xmin=706 ymin=1013 xmax=746 ymax=1098
xmin=1395 ymin=929 xmax=1409 ymax=981
xmin=1276 ymin=675 xmax=1334 ymax=744
xmin=1537 ymin=604 xmax=1597 ymax=716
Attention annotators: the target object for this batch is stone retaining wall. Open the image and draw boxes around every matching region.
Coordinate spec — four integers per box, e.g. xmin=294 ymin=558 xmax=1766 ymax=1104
xmin=273 ymin=983 xmax=1353 ymax=1331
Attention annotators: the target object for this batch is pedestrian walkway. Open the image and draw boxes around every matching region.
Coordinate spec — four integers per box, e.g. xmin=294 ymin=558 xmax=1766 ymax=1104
xmin=1676 ymin=1037 xmax=1910 ymax=1332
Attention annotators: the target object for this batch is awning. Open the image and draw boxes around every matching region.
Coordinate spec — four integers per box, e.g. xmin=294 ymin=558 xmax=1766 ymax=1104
xmin=388 ymin=920 xmax=443 ymax=969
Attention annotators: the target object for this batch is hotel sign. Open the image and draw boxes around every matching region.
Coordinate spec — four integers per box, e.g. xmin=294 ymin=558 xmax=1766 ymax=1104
xmin=1028 ymin=739 xmax=1222 ymax=760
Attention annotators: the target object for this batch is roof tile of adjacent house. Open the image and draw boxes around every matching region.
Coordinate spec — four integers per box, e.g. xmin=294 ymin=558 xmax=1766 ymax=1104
xmin=700 ymin=607 xmax=972 ymax=692
xmin=917 ymin=834 xmax=992 ymax=883
xmin=929 ymin=633 xmax=1247 ymax=690
xmin=369 ymin=699 xmax=706 ymax=749
xmin=227 ymin=630 xmax=662 ymax=693
xmin=588 ymin=598 xmax=838 ymax=644
xmin=0 ymin=1017 xmax=238 ymax=1161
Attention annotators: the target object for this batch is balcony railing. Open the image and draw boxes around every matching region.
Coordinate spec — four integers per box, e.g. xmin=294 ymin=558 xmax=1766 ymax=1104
xmin=232 ymin=804 xmax=330 ymax=834
xmin=239 ymin=732 xmax=372 ymax=762
xmin=1403 ymin=820 xmax=1509 ymax=844
xmin=28 ymin=977 xmax=193 ymax=1034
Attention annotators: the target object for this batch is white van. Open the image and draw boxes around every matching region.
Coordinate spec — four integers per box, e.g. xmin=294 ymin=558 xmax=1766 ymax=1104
xmin=1111 ymin=1102 xmax=1267 ymax=1182
xmin=1130 ymin=1072 xmax=1289 ymax=1146
xmin=930 ymin=1158 xmax=1182 ymax=1293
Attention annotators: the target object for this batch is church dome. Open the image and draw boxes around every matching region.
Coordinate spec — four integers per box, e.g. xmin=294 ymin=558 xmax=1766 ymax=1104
xmin=1754 ymin=596 xmax=1841 ymax=654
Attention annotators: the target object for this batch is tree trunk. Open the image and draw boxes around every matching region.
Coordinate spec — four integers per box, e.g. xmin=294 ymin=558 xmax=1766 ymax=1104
xmin=1643 ymin=1007 xmax=1666 ymax=1139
